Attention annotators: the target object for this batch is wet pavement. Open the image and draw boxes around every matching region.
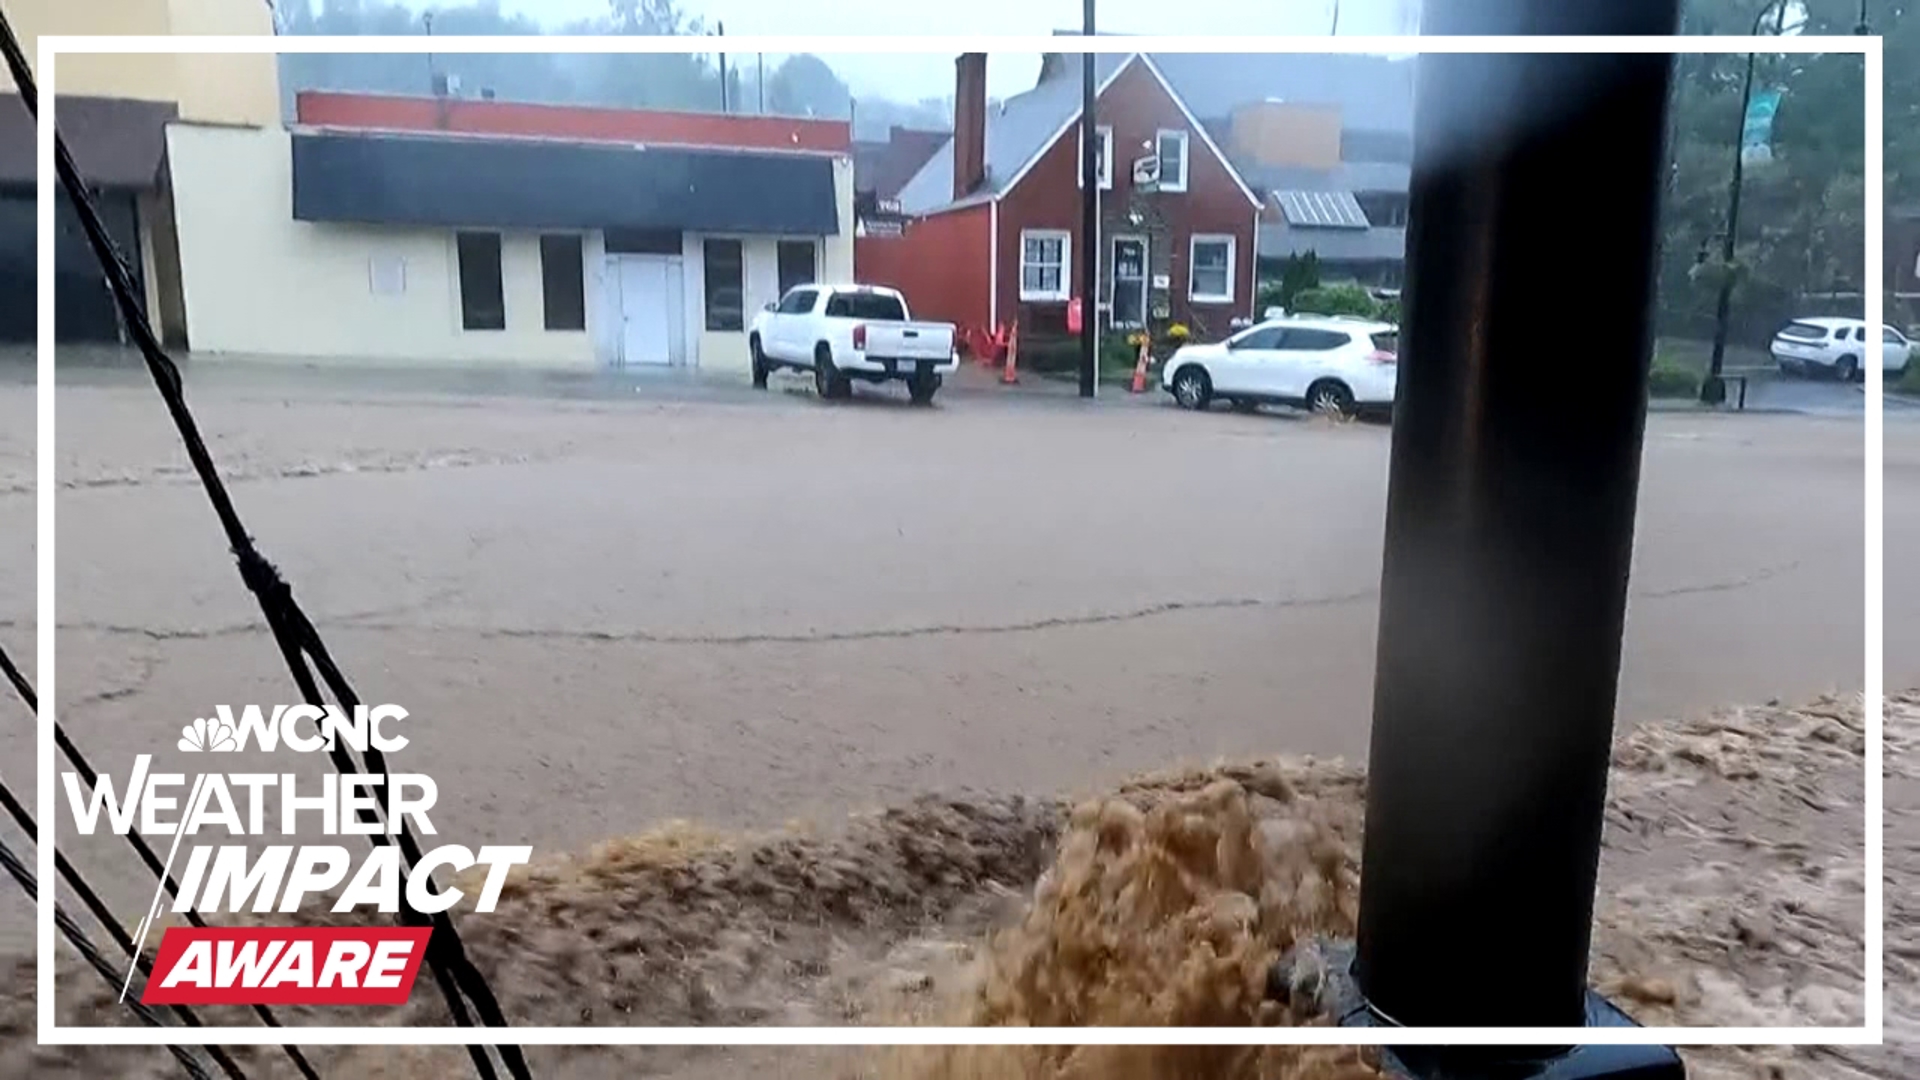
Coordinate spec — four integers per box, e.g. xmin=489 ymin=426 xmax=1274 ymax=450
xmin=0 ymin=354 xmax=1901 ymax=966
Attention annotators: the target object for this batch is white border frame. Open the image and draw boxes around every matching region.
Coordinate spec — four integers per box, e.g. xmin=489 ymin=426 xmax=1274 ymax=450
xmin=37 ymin=32 xmax=1881 ymax=1048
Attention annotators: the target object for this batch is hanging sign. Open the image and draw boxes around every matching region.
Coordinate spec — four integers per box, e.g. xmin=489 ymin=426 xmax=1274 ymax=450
xmin=1740 ymin=88 xmax=1783 ymax=165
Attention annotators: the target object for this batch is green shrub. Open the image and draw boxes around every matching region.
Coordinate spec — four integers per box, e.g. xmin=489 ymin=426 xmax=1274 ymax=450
xmin=1291 ymin=283 xmax=1385 ymax=320
xmin=1101 ymin=332 xmax=1139 ymax=372
xmin=1646 ymin=357 xmax=1699 ymax=399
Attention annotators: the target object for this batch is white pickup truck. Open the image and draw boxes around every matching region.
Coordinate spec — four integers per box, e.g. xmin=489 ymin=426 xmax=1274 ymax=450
xmin=748 ymin=284 xmax=959 ymax=405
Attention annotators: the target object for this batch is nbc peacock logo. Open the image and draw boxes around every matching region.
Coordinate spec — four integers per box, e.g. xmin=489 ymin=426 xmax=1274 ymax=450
xmin=177 ymin=716 xmax=239 ymax=753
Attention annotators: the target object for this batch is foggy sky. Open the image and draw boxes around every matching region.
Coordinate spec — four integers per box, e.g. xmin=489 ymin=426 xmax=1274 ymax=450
xmin=385 ymin=0 xmax=1414 ymax=100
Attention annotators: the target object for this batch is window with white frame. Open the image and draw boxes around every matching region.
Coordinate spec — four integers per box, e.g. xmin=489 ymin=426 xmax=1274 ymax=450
xmin=1156 ymin=129 xmax=1189 ymax=192
xmin=1020 ymin=229 xmax=1071 ymax=301
xmin=1188 ymin=234 xmax=1235 ymax=303
xmin=1077 ymin=125 xmax=1113 ymax=190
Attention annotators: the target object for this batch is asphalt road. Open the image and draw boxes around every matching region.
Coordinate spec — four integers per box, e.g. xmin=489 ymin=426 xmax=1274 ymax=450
xmin=0 ymin=361 xmax=1901 ymax=956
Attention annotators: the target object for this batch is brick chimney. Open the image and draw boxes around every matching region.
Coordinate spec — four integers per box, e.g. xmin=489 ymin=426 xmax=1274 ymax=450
xmin=953 ymin=53 xmax=987 ymax=200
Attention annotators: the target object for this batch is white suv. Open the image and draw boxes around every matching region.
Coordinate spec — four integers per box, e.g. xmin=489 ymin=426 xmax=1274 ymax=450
xmin=1162 ymin=315 xmax=1399 ymax=419
xmin=1770 ymin=317 xmax=1911 ymax=381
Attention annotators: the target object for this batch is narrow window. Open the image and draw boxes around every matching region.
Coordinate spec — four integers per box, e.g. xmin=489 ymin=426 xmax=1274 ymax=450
xmin=539 ymin=234 xmax=586 ymax=331
xmin=777 ymin=240 xmax=817 ymax=296
xmin=456 ymin=232 xmax=505 ymax=331
xmin=1156 ymin=129 xmax=1189 ymax=192
xmin=703 ymin=238 xmax=744 ymax=331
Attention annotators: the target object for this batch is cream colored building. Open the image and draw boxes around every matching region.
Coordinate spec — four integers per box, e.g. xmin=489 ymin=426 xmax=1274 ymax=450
xmin=1 ymin=0 xmax=278 ymax=125
xmin=1 ymin=0 xmax=277 ymax=344
xmin=164 ymin=121 xmax=855 ymax=372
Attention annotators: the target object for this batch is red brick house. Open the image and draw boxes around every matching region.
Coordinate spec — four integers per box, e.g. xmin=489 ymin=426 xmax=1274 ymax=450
xmin=861 ymin=52 xmax=1262 ymax=346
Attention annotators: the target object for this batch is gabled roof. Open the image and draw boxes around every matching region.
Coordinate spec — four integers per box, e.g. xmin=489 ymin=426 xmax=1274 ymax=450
xmin=896 ymin=53 xmax=1260 ymax=217
xmin=853 ymin=127 xmax=948 ymax=201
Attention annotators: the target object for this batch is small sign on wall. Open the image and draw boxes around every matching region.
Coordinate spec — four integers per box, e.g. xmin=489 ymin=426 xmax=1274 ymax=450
xmin=369 ymin=256 xmax=407 ymax=296
xmin=1151 ymin=273 xmax=1170 ymax=289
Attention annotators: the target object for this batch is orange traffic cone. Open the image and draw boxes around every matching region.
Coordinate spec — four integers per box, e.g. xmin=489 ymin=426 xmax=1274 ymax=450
xmin=1001 ymin=324 xmax=1020 ymax=385
xmin=1129 ymin=337 xmax=1151 ymax=394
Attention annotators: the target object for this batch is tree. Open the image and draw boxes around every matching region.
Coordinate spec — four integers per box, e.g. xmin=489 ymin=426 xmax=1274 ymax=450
xmin=766 ymin=54 xmax=851 ymax=119
xmin=1653 ymin=0 xmax=1909 ymax=342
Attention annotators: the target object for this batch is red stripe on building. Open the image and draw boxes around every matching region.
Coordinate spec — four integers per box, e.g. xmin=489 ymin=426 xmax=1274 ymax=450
xmin=296 ymin=91 xmax=852 ymax=154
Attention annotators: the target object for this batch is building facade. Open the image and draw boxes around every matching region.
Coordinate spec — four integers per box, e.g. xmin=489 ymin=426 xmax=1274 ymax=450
xmin=868 ymin=53 xmax=1261 ymax=346
xmin=0 ymin=0 xmax=278 ymax=344
xmin=162 ymin=92 xmax=854 ymax=371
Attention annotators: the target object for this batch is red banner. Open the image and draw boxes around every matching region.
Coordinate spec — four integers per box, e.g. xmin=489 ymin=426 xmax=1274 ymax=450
xmin=142 ymin=926 xmax=433 ymax=1006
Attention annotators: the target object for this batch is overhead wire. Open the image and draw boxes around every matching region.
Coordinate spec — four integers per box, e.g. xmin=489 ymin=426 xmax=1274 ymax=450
xmin=0 ymin=11 xmax=531 ymax=1077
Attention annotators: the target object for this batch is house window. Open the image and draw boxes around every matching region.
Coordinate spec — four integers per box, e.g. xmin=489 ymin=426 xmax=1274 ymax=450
xmin=777 ymin=240 xmax=817 ymax=296
xmin=703 ymin=238 xmax=744 ymax=331
xmin=1156 ymin=129 xmax=1189 ymax=192
xmin=455 ymin=231 xmax=505 ymax=331
xmin=1077 ymin=125 xmax=1113 ymax=190
xmin=1188 ymin=234 xmax=1236 ymax=304
xmin=1020 ymin=229 xmax=1071 ymax=302
xmin=539 ymin=234 xmax=586 ymax=332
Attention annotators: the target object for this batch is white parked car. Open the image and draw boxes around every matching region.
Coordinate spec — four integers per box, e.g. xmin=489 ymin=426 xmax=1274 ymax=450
xmin=1770 ymin=317 xmax=1911 ymax=382
xmin=1161 ymin=315 xmax=1399 ymax=419
xmin=748 ymin=284 xmax=958 ymax=405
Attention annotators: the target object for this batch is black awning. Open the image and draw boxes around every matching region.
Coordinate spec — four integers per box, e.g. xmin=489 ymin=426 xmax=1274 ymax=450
xmin=0 ymin=93 xmax=177 ymax=190
xmin=290 ymin=130 xmax=840 ymax=236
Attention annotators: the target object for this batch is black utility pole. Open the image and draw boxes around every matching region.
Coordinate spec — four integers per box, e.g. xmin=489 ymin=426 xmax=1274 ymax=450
xmin=1703 ymin=0 xmax=1790 ymax=403
xmin=1078 ymin=0 xmax=1098 ymax=399
xmin=1352 ymin=0 xmax=1685 ymax=1055
xmin=717 ymin=22 xmax=729 ymax=113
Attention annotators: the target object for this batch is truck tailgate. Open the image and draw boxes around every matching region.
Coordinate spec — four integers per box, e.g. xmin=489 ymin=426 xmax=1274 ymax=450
xmin=864 ymin=322 xmax=954 ymax=361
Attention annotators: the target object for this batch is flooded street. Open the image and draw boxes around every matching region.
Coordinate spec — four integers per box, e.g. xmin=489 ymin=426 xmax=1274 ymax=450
xmin=0 ymin=363 xmax=1903 ymax=1078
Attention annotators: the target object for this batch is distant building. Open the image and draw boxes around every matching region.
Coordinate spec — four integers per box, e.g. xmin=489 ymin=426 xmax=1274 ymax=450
xmin=163 ymin=91 xmax=854 ymax=371
xmin=1038 ymin=47 xmax=1416 ymax=290
xmin=852 ymin=126 xmax=946 ymax=237
xmin=864 ymin=53 xmax=1262 ymax=344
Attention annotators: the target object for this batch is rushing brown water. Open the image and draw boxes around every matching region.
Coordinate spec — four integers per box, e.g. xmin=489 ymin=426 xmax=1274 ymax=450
xmin=7 ymin=691 xmax=1899 ymax=1080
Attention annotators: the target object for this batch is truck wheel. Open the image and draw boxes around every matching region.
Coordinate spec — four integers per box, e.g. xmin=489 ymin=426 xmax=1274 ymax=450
xmin=750 ymin=336 xmax=769 ymax=389
xmin=908 ymin=372 xmax=940 ymax=406
xmin=813 ymin=345 xmax=850 ymax=400
xmin=1834 ymin=355 xmax=1858 ymax=383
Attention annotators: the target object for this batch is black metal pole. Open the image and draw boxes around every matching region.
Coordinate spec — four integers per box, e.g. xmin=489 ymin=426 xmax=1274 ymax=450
xmin=718 ymin=22 xmax=729 ymax=114
xmin=1079 ymin=0 xmax=1098 ymax=399
xmin=1704 ymin=2 xmax=1786 ymax=403
xmin=1353 ymin=0 xmax=1681 ymax=1032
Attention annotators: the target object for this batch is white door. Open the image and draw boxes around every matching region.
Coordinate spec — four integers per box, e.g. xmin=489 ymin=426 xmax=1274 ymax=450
xmin=1886 ymin=326 xmax=1910 ymax=371
xmin=663 ymin=256 xmax=686 ymax=366
xmin=617 ymin=256 xmax=674 ymax=367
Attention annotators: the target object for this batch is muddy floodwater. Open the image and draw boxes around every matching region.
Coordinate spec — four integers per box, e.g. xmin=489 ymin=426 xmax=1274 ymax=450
xmin=0 ymin=363 xmax=1906 ymax=1078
